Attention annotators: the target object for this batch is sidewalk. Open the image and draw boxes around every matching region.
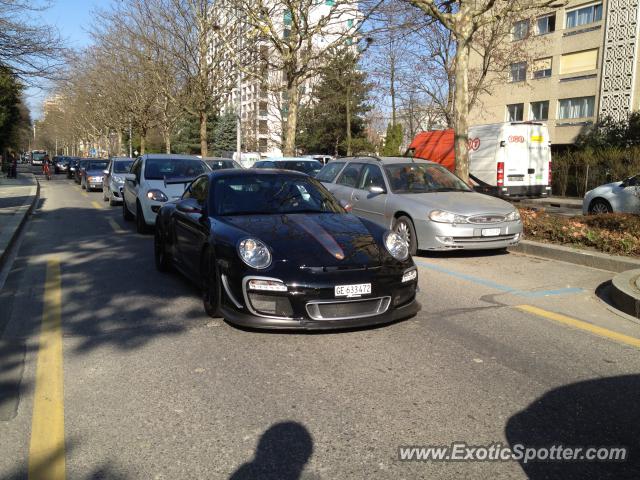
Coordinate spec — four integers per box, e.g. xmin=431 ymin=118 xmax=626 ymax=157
xmin=0 ymin=171 xmax=39 ymax=271
xmin=522 ymin=196 xmax=583 ymax=210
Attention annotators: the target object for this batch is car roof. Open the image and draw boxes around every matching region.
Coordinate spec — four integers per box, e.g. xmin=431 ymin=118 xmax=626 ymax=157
xmin=111 ymin=157 xmax=133 ymax=161
xmin=260 ymin=157 xmax=320 ymax=162
xmin=207 ymin=168 xmax=307 ymax=179
xmin=331 ymin=156 xmax=437 ymax=166
xmin=142 ymin=154 xmax=203 ymax=161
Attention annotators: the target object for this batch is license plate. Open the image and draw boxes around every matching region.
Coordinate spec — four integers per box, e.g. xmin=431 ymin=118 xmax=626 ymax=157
xmin=482 ymin=228 xmax=501 ymax=237
xmin=335 ymin=283 xmax=371 ymax=298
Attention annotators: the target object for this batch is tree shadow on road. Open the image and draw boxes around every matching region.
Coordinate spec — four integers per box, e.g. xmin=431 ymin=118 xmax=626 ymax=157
xmin=505 ymin=374 xmax=640 ymax=479
xmin=229 ymin=421 xmax=314 ymax=480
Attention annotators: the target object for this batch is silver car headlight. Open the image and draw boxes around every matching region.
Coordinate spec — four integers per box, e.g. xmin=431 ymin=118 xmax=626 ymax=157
xmin=429 ymin=210 xmax=468 ymax=224
xmin=384 ymin=231 xmax=409 ymax=261
xmin=506 ymin=210 xmax=521 ymax=222
xmin=146 ymin=189 xmax=168 ymax=202
xmin=238 ymin=238 xmax=272 ymax=269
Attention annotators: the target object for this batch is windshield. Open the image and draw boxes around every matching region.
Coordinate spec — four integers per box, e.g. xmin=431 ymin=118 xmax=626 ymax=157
xmin=113 ymin=160 xmax=133 ymax=173
xmin=211 ymin=175 xmax=344 ymax=216
xmin=283 ymin=161 xmax=322 ymax=174
xmin=384 ymin=164 xmax=471 ymax=193
xmin=144 ymin=158 xmax=207 ymax=180
xmin=206 ymin=160 xmax=238 ymax=170
xmin=32 ymin=152 xmax=46 ymax=161
xmin=86 ymin=161 xmax=109 ymax=171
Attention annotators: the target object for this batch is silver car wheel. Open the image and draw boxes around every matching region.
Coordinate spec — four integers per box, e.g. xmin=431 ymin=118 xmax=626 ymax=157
xmin=396 ymin=221 xmax=410 ymax=245
xmin=590 ymin=200 xmax=611 ymax=214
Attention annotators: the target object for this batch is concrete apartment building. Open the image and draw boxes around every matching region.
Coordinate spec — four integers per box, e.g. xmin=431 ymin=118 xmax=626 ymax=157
xmin=215 ymin=1 xmax=359 ymax=157
xmin=469 ymin=0 xmax=640 ymax=146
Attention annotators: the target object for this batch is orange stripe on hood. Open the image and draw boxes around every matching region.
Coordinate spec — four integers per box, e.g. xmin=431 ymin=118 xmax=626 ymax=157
xmin=289 ymin=215 xmax=345 ymax=260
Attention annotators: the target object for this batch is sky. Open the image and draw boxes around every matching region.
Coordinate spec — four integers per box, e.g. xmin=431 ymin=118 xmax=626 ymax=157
xmin=26 ymin=0 xmax=113 ymax=119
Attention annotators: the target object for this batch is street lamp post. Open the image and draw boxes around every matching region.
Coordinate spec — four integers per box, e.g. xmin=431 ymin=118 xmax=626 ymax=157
xmin=236 ymin=8 xmax=242 ymax=163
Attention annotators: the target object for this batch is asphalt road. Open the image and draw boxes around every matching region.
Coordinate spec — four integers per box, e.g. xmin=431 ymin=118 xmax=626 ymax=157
xmin=1 ymin=169 xmax=639 ymax=479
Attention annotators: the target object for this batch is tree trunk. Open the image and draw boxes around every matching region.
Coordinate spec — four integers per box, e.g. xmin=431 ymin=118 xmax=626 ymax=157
xmin=453 ymin=39 xmax=470 ymax=183
xmin=390 ymin=55 xmax=396 ymax=126
xmin=199 ymin=110 xmax=208 ymax=156
xmin=283 ymin=82 xmax=300 ymax=157
xmin=140 ymin=130 xmax=146 ymax=155
xmin=346 ymin=81 xmax=352 ymax=156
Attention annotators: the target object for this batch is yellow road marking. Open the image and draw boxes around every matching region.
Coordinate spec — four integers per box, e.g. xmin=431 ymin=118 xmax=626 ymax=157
xmin=516 ymin=304 xmax=640 ymax=349
xmin=81 ymin=191 xmax=88 ymax=197
xmin=108 ymin=218 xmax=124 ymax=234
xmin=91 ymin=201 xmax=102 ymax=210
xmin=29 ymin=258 xmax=66 ymax=480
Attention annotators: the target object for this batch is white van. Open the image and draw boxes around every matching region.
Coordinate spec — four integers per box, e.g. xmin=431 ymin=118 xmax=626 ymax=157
xmin=468 ymin=122 xmax=552 ymax=197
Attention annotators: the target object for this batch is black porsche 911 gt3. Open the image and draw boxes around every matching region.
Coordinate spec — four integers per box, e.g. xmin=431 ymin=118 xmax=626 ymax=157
xmin=154 ymin=169 xmax=420 ymax=330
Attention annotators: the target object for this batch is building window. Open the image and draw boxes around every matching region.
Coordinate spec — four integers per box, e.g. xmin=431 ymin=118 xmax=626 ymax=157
xmin=536 ymin=14 xmax=556 ymax=34
xmin=532 ymin=58 xmax=552 ymax=79
xmin=507 ymin=103 xmax=524 ymax=121
xmin=530 ymin=101 xmax=549 ymax=120
xmin=284 ymin=10 xmax=292 ymax=26
xmin=510 ymin=62 xmax=527 ymax=82
xmin=559 ymin=49 xmax=598 ymax=75
xmin=325 ymin=0 xmax=335 ymax=5
xmin=347 ymin=18 xmax=354 ymax=28
xmin=558 ymin=96 xmax=595 ymax=119
xmin=566 ymin=3 xmax=603 ymax=29
xmin=512 ymin=20 xmax=529 ymax=40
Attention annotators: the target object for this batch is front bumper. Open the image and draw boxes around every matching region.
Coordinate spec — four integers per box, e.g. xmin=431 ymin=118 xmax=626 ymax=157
xmin=414 ymin=218 xmax=523 ymax=251
xmin=219 ymin=268 xmax=420 ymax=330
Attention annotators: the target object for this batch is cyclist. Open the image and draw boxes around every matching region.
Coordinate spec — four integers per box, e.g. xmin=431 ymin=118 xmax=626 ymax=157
xmin=42 ymin=154 xmax=51 ymax=180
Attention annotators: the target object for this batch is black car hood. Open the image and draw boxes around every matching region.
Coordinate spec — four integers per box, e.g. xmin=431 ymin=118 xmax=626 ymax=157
xmin=220 ymin=213 xmax=385 ymax=267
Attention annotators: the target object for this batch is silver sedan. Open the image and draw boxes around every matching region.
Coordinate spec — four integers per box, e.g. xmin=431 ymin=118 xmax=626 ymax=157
xmin=318 ymin=157 xmax=523 ymax=254
xmin=582 ymin=174 xmax=640 ymax=214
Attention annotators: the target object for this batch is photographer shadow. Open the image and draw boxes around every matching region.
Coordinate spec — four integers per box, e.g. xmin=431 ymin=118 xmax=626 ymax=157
xmin=505 ymin=374 xmax=640 ymax=479
xmin=230 ymin=421 xmax=314 ymax=480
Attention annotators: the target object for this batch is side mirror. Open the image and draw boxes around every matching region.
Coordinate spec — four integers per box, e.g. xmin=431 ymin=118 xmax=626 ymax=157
xmin=368 ymin=185 xmax=386 ymax=194
xmin=123 ymin=173 xmax=136 ymax=183
xmin=103 ymin=169 xmax=109 ymax=175
xmin=177 ymin=199 xmax=203 ymax=214
xmin=339 ymin=199 xmax=353 ymax=212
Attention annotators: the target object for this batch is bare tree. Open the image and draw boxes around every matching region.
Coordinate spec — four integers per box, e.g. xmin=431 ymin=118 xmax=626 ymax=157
xmin=216 ymin=0 xmax=367 ymax=156
xmin=403 ymin=0 xmax=562 ymax=181
xmin=0 ymin=0 xmax=66 ymax=81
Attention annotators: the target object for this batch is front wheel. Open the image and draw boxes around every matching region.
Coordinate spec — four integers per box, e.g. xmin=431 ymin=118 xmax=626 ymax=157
xmin=589 ymin=199 xmax=612 ymax=215
xmin=154 ymin=226 xmax=172 ymax=272
xmin=136 ymin=201 xmax=149 ymax=234
xmin=394 ymin=215 xmax=418 ymax=256
xmin=201 ymin=253 xmax=221 ymax=318
xmin=122 ymin=197 xmax=134 ymax=221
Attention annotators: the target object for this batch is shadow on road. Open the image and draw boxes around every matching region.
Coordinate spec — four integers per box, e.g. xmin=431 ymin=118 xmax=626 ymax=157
xmin=505 ymin=374 xmax=640 ymax=479
xmin=229 ymin=421 xmax=314 ymax=480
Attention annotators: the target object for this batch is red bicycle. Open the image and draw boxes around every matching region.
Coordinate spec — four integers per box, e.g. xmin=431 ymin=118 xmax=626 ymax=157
xmin=42 ymin=162 xmax=51 ymax=180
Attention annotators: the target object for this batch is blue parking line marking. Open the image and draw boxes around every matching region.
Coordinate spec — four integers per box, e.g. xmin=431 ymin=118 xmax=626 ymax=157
xmin=414 ymin=260 xmax=584 ymax=298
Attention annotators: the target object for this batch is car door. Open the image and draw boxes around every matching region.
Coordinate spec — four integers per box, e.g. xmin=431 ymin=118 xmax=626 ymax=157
xmin=104 ymin=160 xmax=113 ymax=194
xmin=174 ymin=176 xmax=210 ymax=278
xmin=618 ymin=175 xmax=640 ymax=213
xmin=124 ymin=158 xmax=142 ymax=213
xmin=350 ymin=163 xmax=389 ymax=225
xmin=326 ymin=162 xmax=365 ymax=204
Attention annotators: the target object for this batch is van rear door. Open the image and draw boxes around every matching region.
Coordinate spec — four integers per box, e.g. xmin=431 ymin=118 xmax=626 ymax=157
xmin=502 ymin=124 xmax=530 ymax=190
xmin=526 ymin=123 xmax=550 ymax=189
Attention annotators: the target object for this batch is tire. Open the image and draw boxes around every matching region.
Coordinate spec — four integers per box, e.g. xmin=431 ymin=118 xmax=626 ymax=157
xmin=589 ymin=199 xmax=612 ymax=215
xmin=136 ymin=201 xmax=149 ymax=234
xmin=201 ymin=251 xmax=221 ymax=318
xmin=394 ymin=215 xmax=418 ymax=256
xmin=122 ymin=197 xmax=134 ymax=221
xmin=154 ymin=225 xmax=172 ymax=272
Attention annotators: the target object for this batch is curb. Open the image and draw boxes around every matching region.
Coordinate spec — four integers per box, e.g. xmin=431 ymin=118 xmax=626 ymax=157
xmin=610 ymin=269 xmax=640 ymax=319
xmin=0 ymin=176 xmax=40 ymax=272
xmin=509 ymin=239 xmax=640 ymax=273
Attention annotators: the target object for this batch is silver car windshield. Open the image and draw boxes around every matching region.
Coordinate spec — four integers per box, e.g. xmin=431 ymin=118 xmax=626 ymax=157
xmin=384 ymin=164 xmax=471 ymax=193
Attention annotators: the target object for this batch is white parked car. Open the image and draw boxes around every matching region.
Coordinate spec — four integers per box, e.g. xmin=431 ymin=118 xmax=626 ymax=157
xmin=583 ymin=174 xmax=640 ymax=214
xmin=122 ymin=154 xmax=209 ymax=233
xmin=103 ymin=157 xmax=134 ymax=205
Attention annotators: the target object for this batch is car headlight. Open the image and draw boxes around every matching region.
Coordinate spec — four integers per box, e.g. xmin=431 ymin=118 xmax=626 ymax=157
xmin=429 ymin=210 xmax=468 ymax=223
xmin=113 ymin=176 xmax=125 ymax=184
xmin=238 ymin=238 xmax=272 ymax=269
xmin=146 ymin=189 xmax=168 ymax=202
xmin=384 ymin=231 xmax=409 ymax=261
xmin=506 ymin=210 xmax=521 ymax=222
